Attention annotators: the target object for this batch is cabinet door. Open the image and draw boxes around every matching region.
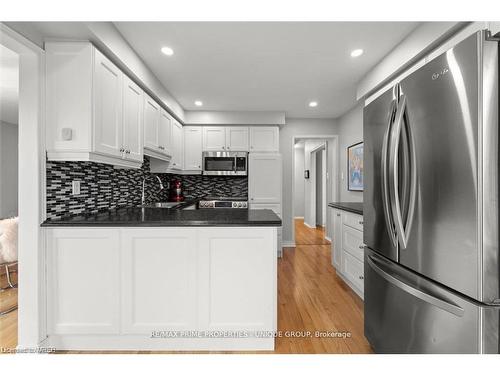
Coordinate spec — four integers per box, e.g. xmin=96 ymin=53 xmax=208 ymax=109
xmin=332 ymin=209 xmax=342 ymax=270
xmin=198 ymin=227 xmax=276 ymax=332
xmin=122 ymin=75 xmax=144 ymax=163
xmin=121 ymin=229 xmax=197 ymax=333
xmin=170 ymin=120 xmax=183 ymax=169
xmin=47 ymin=229 xmax=120 ymax=334
xmin=93 ymin=49 xmax=123 ymax=158
xmin=249 ymin=126 xmax=279 ymax=152
xmin=226 ymin=127 xmax=249 ymax=151
xmin=203 ymin=127 xmax=226 ymax=151
xmin=249 ymin=153 xmax=282 ymax=204
xmin=159 ymin=109 xmax=173 ymax=156
xmin=184 ymin=126 xmax=203 ymax=171
xmin=342 ymin=251 xmax=364 ymax=297
xmin=144 ymin=94 xmax=160 ymax=151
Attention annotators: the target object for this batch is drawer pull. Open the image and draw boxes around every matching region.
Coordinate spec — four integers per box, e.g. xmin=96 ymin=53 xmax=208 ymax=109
xmin=359 ymin=221 xmax=363 ymax=225
xmin=358 ymin=245 xmax=364 ymax=249
xmin=337 ymin=213 xmax=341 ymax=217
xmin=359 ymin=276 xmax=364 ymax=280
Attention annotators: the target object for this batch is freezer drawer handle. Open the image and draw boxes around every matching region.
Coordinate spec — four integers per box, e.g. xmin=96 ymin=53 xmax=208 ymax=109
xmin=367 ymin=255 xmax=464 ymax=317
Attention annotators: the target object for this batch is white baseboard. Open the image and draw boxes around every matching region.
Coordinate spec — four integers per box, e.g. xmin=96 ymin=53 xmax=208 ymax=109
xmin=303 ymin=221 xmax=316 ymax=229
xmin=282 ymin=241 xmax=296 ymax=248
xmin=294 ymin=216 xmax=304 ymax=219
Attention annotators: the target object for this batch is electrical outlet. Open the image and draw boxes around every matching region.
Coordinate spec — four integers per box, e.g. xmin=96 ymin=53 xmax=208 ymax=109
xmin=72 ymin=180 xmax=81 ymax=195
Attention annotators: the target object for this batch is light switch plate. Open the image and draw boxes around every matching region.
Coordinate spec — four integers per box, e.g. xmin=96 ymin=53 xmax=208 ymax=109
xmin=72 ymin=180 xmax=81 ymax=195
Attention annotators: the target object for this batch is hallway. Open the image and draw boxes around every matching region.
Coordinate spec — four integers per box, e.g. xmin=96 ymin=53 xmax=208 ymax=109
xmin=274 ymin=218 xmax=371 ymax=353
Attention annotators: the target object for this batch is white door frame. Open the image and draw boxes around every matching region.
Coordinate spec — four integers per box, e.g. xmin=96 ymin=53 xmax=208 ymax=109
xmin=290 ymin=135 xmax=338 ymax=245
xmin=310 ymin=143 xmax=326 ymax=229
xmin=1 ymin=23 xmax=46 ymax=349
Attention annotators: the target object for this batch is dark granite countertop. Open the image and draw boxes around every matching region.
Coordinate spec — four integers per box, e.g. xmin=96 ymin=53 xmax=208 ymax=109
xmin=328 ymin=202 xmax=363 ymax=215
xmin=41 ymin=207 xmax=282 ymax=227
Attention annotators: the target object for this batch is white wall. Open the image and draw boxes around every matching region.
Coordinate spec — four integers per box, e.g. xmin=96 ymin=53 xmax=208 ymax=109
xmin=338 ymin=103 xmax=364 ymax=202
xmin=185 ymin=111 xmax=285 ymax=125
xmin=280 ymin=117 xmax=340 ymax=245
xmin=293 ymin=146 xmax=305 ymax=218
xmin=0 ymin=121 xmax=18 ymax=218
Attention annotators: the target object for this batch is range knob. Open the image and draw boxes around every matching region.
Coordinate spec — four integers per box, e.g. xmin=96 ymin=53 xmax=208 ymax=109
xmin=232 ymin=202 xmax=237 ymax=208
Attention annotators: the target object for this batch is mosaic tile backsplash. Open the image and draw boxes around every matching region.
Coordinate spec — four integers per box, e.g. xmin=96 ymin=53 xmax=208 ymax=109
xmin=45 ymin=157 xmax=248 ymax=219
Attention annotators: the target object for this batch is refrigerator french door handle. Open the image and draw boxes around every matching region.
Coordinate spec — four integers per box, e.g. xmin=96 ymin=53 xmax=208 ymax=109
xmin=367 ymin=254 xmax=465 ymax=317
xmin=381 ymin=99 xmax=398 ymax=250
xmin=388 ymin=94 xmax=417 ymax=250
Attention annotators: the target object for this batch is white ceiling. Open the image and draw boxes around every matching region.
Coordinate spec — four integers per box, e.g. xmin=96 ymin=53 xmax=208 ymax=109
xmin=0 ymin=44 xmax=19 ymax=125
xmin=114 ymin=22 xmax=419 ymax=118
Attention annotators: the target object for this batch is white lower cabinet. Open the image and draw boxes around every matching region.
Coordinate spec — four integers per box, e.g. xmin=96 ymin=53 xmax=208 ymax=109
xmin=329 ymin=207 xmax=364 ymax=299
xmin=45 ymin=227 xmax=277 ymax=350
xmin=121 ymin=229 xmax=197 ymax=333
xmin=47 ymin=229 xmax=121 ymax=334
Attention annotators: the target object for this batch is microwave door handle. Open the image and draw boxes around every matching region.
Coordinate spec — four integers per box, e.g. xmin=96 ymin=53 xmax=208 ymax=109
xmin=381 ymin=99 xmax=398 ymax=249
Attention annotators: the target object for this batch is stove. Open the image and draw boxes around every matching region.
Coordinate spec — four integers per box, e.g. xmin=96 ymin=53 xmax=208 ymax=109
xmin=198 ymin=196 xmax=248 ymax=209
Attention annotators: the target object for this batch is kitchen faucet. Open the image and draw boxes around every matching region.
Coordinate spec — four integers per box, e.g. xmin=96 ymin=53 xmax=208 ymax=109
xmin=141 ymin=175 xmax=165 ymax=206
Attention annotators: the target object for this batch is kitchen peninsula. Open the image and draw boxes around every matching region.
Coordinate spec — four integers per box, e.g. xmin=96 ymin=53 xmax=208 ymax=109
xmin=41 ymin=207 xmax=281 ymax=351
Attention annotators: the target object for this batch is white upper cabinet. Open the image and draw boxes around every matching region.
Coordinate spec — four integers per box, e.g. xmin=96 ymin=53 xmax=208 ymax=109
xmin=122 ymin=76 xmax=144 ymax=163
xmin=170 ymin=120 xmax=183 ymax=170
xmin=143 ymin=94 xmax=160 ymax=151
xmin=46 ymin=42 xmax=144 ymax=168
xmin=144 ymin=94 xmax=172 ymax=161
xmin=248 ymin=153 xmax=282 ymax=204
xmin=93 ymin=49 xmax=123 ymax=159
xmin=225 ymin=127 xmax=249 ymax=151
xmin=249 ymin=126 xmax=279 ymax=152
xmin=159 ymin=109 xmax=173 ymax=156
xmin=184 ymin=126 xmax=203 ymax=172
xmin=202 ymin=126 xmax=250 ymax=152
xmin=203 ymin=127 xmax=227 ymax=151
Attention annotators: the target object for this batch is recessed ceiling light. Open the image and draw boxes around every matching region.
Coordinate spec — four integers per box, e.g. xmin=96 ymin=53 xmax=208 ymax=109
xmin=350 ymin=49 xmax=364 ymax=58
xmin=194 ymin=100 xmax=203 ymax=107
xmin=161 ymin=46 xmax=174 ymax=56
xmin=309 ymin=101 xmax=318 ymax=108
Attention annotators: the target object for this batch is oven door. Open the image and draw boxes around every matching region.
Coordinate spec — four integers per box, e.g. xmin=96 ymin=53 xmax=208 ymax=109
xmin=202 ymin=152 xmax=247 ymax=176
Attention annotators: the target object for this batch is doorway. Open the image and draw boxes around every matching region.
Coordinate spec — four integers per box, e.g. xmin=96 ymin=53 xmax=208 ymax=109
xmin=292 ymin=136 xmax=337 ymax=246
xmin=0 ymin=42 xmax=19 ymax=350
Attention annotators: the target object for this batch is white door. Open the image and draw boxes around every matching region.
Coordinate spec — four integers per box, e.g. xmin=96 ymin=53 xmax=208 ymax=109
xmin=184 ymin=126 xmax=202 ymax=171
xmin=198 ymin=227 xmax=276 ymax=332
xmin=332 ymin=209 xmax=342 ymax=270
xmin=93 ymin=49 xmax=123 ymax=158
xmin=202 ymin=127 xmax=226 ymax=151
xmin=226 ymin=127 xmax=249 ymax=151
xmin=122 ymin=75 xmax=144 ymax=163
xmin=249 ymin=153 xmax=282 ymax=204
xmin=170 ymin=120 xmax=183 ymax=169
xmin=249 ymin=126 xmax=279 ymax=152
xmin=143 ymin=94 xmax=160 ymax=151
xmin=159 ymin=109 xmax=172 ymax=156
xmin=121 ymin=229 xmax=198 ymax=333
xmin=47 ymin=229 xmax=120 ymax=334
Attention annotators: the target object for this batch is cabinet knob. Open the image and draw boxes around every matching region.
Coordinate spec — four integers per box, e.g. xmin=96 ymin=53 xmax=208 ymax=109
xmin=359 ymin=276 xmax=364 ymax=280
xmin=337 ymin=213 xmax=341 ymax=217
xmin=358 ymin=245 xmax=364 ymax=249
xmin=359 ymin=221 xmax=363 ymax=225
xmin=250 ymin=198 xmax=254 ymax=201
xmin=198 ymin=165 xmax=201 ymax=169
xmin=227 ymin=146 xmax=230 ymax=150
xmin=126 ymin=150 xmax=131 ymax=154
xmin=120 ymin=147 xmax=124 ymax=153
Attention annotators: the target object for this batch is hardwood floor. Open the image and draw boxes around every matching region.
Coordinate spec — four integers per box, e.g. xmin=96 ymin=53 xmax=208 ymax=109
xmin=0 ymin=269 xmax=18 ymax=353
xmin=0 ymin=220 xmax=371 ymax=354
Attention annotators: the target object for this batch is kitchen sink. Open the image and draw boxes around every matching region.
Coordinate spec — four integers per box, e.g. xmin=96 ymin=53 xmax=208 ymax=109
xmin=138 ymin=202 xmax=182 ymax=209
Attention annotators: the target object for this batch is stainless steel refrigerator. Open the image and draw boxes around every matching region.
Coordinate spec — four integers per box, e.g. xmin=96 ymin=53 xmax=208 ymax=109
xmin=363 ymin=30 xmax=500 ymax=353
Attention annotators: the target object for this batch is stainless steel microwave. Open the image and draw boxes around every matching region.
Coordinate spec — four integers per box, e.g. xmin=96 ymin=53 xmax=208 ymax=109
xmin=202 ymin=152 xmax=248 ymax=176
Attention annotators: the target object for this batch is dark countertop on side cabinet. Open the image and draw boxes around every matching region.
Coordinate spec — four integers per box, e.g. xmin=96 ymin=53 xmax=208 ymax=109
xmin=41 ymin=207 xmax=282 ymax=227
xmin=328 ymin=202 xmax=363 ymax=215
